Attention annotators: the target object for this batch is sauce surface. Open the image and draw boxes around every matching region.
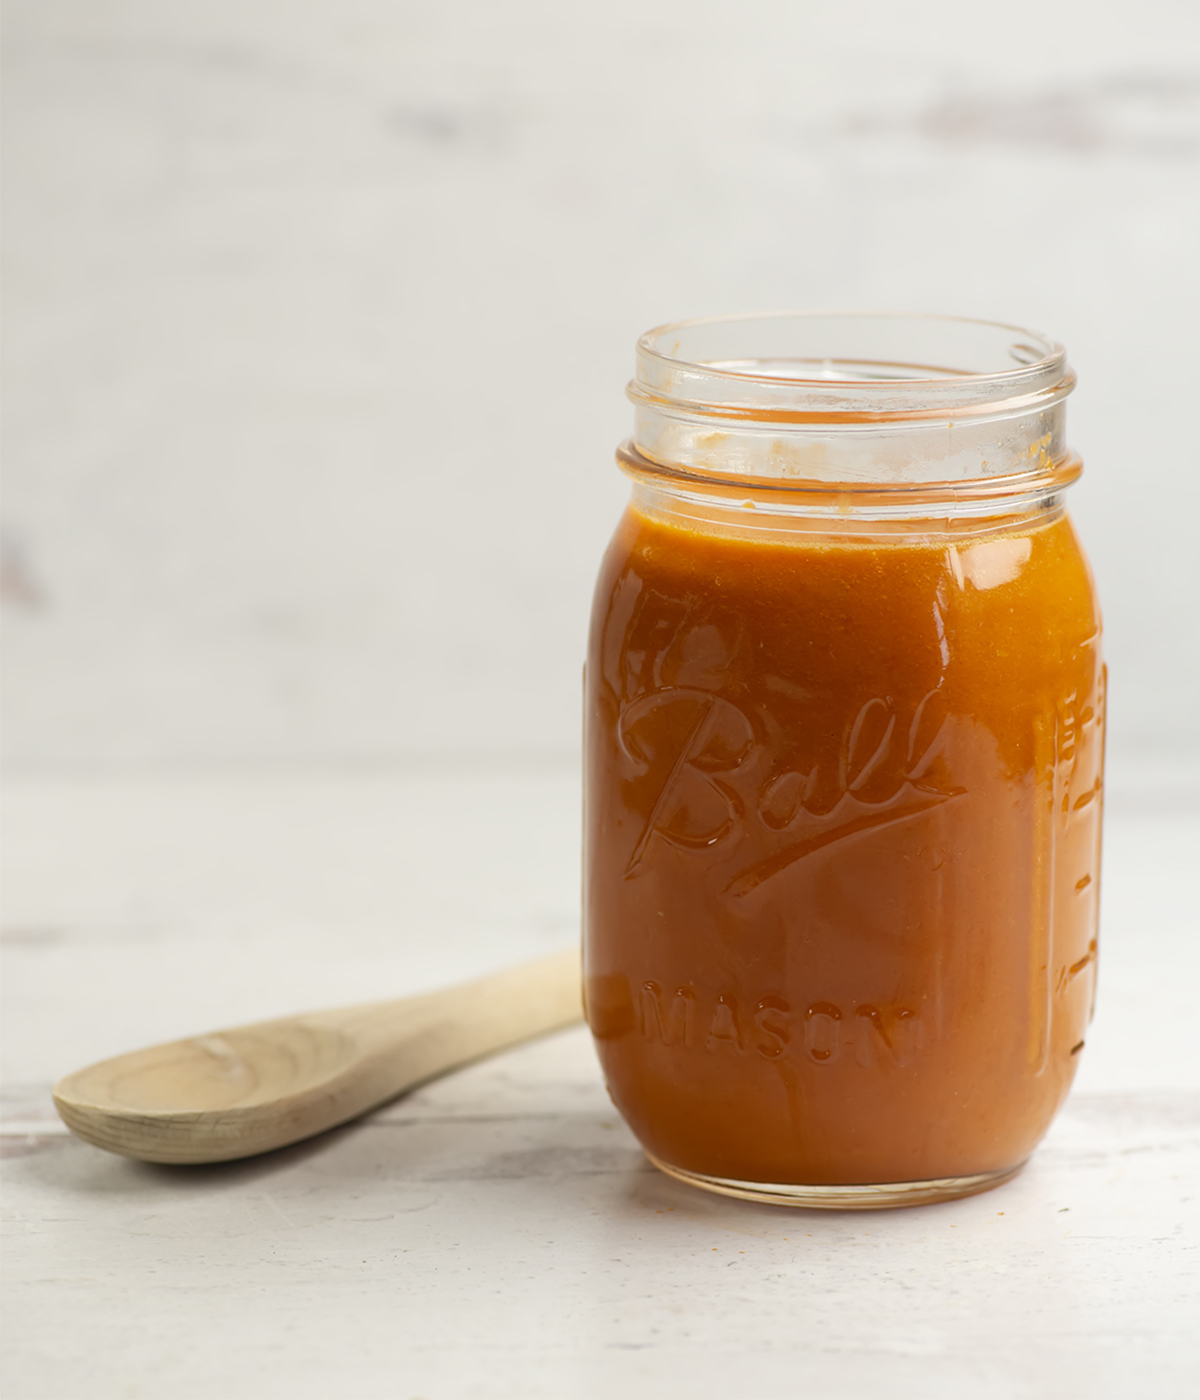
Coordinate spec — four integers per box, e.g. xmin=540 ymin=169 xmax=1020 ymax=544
xmin=584 ymin=502 xmax=1104 ymax=1185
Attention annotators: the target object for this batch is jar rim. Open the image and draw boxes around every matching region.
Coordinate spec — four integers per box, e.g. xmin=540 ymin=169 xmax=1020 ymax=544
xmin=632 ymin=311 xmax=1074 ymax=424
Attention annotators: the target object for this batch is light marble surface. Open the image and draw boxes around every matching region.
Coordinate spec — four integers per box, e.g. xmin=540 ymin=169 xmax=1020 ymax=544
xmin=3 ymin=771 xmax=1198 ymax=1399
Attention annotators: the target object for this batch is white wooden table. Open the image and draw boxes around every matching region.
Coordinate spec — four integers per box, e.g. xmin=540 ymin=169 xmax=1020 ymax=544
xmin=3 ymin=769 xmax=1197 ymax=1399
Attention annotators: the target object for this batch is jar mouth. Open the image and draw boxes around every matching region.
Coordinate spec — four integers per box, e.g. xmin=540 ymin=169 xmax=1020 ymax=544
xmin=631 ymin=312 xmax=1073 ymax=423
xmin=626 ymin=312 xmax=1078 ymax=496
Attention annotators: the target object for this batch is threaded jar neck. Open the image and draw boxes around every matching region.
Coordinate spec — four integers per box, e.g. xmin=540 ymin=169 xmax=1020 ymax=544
xmin=623 ymin=312 xmax=1080 ymax=521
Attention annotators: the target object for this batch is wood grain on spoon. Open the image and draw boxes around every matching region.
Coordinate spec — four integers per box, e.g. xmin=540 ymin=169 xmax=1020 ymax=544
xmin=52 ymin=948 xmax=582 ymax=1165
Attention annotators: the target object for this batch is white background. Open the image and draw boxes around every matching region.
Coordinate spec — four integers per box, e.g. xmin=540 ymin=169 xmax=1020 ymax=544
xmin=4 ymin=0 xmax=1200 ymax=774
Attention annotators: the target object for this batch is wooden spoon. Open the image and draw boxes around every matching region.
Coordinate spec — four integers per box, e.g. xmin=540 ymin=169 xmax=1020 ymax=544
xmin=52 ymin=948 xmax=582 ymax=1165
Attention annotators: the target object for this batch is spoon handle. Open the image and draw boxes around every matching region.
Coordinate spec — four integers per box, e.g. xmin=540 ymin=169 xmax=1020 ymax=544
xmin=53 ymin=947 xmax=582 ymax=1165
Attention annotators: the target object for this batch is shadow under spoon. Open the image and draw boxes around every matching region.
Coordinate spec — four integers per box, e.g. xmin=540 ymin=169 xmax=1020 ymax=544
xmin=52 ymin=949 xmax=582 ymax=1165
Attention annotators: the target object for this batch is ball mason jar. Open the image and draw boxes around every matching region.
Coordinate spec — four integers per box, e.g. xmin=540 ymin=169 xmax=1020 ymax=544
xmin=583 ymin=313 xmax=1104 ymax=1208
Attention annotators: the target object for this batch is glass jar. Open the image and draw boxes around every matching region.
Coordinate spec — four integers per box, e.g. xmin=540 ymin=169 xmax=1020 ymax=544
xmin=583 ymin=313 xmax=1104 ymax=1208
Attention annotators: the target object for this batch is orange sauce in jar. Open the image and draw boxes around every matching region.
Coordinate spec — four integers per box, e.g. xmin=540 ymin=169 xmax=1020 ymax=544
xmin=584 ymin=499 xmax=1104 ymax=1190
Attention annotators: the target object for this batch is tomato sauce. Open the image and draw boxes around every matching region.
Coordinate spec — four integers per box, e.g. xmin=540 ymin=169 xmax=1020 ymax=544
xmin=584 ymin=500 xmax=1104 ymax=1188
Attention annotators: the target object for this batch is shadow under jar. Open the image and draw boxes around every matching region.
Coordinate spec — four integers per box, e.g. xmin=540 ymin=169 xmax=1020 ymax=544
xmin=583 ymin=313 xmax=1105 ymax=1209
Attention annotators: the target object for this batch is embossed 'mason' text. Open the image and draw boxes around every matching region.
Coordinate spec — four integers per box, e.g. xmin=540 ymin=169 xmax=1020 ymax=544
xmin=638 ymin=982 xmax=922 ymax=1067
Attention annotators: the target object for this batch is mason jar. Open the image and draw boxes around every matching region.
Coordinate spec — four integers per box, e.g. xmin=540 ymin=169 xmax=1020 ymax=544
xmin=583 ymin=313 xmax=1104 ymax=1208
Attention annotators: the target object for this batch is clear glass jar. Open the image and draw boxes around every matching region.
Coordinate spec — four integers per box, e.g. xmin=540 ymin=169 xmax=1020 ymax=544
xmin=583 ymin=313 xmax=1104 ymax=1208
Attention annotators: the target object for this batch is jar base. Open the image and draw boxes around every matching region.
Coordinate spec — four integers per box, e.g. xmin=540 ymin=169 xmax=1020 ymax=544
xmin=645 ymin=1153 xmax=1027 ymax=1210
